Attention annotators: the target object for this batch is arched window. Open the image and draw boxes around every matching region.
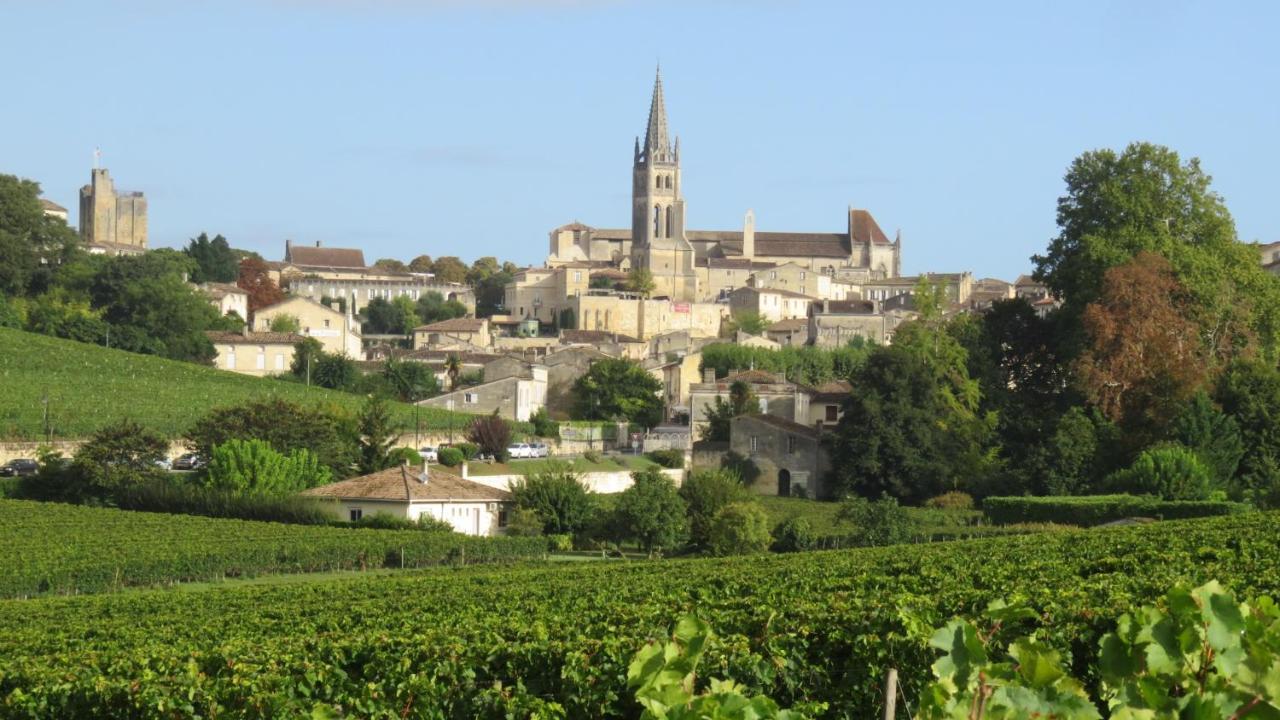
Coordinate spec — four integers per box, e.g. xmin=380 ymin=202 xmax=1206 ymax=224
xmin=655 ymin=175 xmax=661 ymax=189
xmin=665 ymin=175 xmax=673 ymax=189
xmin=665 ymin=207 xmax=674 ymax=238
xmin=654 ymin=205 xmax=662 ymax=238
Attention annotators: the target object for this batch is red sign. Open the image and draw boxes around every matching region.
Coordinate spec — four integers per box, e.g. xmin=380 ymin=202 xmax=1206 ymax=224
xmin=673 ymin=302 xmax=690 ymax=313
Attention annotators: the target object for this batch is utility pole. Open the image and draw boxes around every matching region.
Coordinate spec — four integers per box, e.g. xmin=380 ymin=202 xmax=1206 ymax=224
xmin=41 ymin=390 xmax=51 ymax=443
xmin=306 ymin=351 xmax=312 ymax=387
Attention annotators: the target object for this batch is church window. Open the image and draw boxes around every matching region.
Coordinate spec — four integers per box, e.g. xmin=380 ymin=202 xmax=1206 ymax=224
xmin=665 ymin=208 xmax=673 ymax=238
xmin=654 ymin=205 xmax=662 ymax=238
xmin=655 ymin=175 xmax=661 ymax=189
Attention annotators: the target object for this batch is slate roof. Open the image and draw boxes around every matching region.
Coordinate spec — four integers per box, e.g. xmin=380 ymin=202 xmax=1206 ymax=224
xmin=735 ymin=413 xmax=820 ymax=439
xmin=205 ymin=331 xmax=304 ymax=345
xmin=301 ymin=464 xmax=510 ymax=503
xmin=284 ymin=245 xmax=367 ymax=269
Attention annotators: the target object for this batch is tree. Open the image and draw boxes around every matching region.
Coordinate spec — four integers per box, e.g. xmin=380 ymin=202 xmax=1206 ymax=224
xmin=1034 ymin=141 xmax=1279 ymax=360
xmin=185 ymin=398 xmax=358 ymax=478
xmin=407 ymin=254 xmax=434 ymax=273
xmin=571 ymin=358 xmax=664 ymax=429
xmin=289 ymin=337 xmax=324 ymax=382
xmin=201 ymin=439 xmax=332 ymax=495
xmin=237 ymin=256 xmax=285 ymax=313
xmin=827 ymin=346 xmax=992 ymax=503
xmin=381 ymin=358 xmax=439 ymax=402
xmin=589 ymin=275 xmax=618 ymax=290
xmin=70 ymin=419 xmax=169 ymax=501
xmin=1170 ymin=393 xmax=1244 ymax=489
xmin=558 ymin=308 xmax=576 ymax=330
xmin=1076 ymin=252 xmax=1209 ymax=448
xmin=467 ymin=411 xmax=512 ymax=461
xmin=430 ymin=256 xmax=468 ymax=284
xmin=1105 ymin=444 xmax=1213 ymax=500
xmin=679 ymin=469 xmax=748 ymax=549
xmin=417 ymin=291 xmax=467 ymax=325
xmin=615 ymin=467 xmax=687 ymax=554
xmin=699 ymin=380 xmax=758 ymax=442
xmin=1039 ymin=406 xmax=1106 ymax=496
xmin=183 ymin=233 xmax=238 ymax=283
xmin=356 ymin=395 xmax=400 ymax=474
xmin=1215 ymin=360 xmax=1280 ymax=506
xmin=444 ymin=353 xmax=463 ymax=391
xmin=360 ymin=297 xmax=398 ymax=334
xmin=508 ymin=463 xmax=594 ymax=535
xmin=373 ymin=258 xmax=407 ymax=273
xmin=268 ymin=314 xmax=300 ymax=333
xmin=727 ymin=311 xmax=768 ymax=336
xmin=835 ymin=495 xmax=912 ymax=547
xmin=529 ymin=407 xmax=559 ymax=438
xmin=312 ymin=352 xmax=356 ymax=390
xmin=626 ymin=267 xmax=656 ymax=298
xmin=0 ymin=174 xmax=79 ymax=297
xmin=390 ymin=296 xmax=418 ymax=334
xmin=705 ymin=501 xmax=771 ymax=556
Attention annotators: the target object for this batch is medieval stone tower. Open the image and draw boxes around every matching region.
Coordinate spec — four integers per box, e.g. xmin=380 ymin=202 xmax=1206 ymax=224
xmin=631 ymin=69 xmax=697 ymax=302
xmin=79 ymin=167 xmax=147 ymax=251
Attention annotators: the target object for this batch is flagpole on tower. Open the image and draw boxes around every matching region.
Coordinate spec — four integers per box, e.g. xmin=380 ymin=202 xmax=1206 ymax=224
xmin=93 ymin=147 xmax=101 ymax=170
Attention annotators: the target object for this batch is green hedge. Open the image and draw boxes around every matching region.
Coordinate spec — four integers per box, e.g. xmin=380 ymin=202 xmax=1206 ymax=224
xmin=983 ymin=494 xmax=1250 ymax=527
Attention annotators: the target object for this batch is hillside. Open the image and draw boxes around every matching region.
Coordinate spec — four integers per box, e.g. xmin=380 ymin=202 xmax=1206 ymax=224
xmin=0 ymin=327 xmax=476 ymax=440
xmin=0 ymin=513 xmax=1276 ymax=716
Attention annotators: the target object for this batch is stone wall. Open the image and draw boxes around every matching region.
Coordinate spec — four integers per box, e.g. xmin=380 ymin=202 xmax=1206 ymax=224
xmin=0 ymin=440 xmax=189 ymax=465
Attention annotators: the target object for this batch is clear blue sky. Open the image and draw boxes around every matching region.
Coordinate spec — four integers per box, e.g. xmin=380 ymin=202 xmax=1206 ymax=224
xmin=3 ymin=1 xmax=1276 ymax=280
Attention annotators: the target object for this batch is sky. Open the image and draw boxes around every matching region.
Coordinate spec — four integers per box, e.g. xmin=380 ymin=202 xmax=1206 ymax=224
xmin=2 ymin=0 xmax=1277 ymax=280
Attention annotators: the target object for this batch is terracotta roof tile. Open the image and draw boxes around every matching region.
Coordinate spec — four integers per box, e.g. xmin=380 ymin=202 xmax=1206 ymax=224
xmin=284 ymin=245 xmax=366 ymax=269
xmin=415 ymin=318 xmax=486 ymax=333
xmin=205 ymin=331 xmax=305 ymax=344
xmin=849 ymin=209 xmax=891 ymax=245
xmin=301 ymin=464 xmax=510 ymax=502
xmin=766 ymin=319 xmax=808 ymax=332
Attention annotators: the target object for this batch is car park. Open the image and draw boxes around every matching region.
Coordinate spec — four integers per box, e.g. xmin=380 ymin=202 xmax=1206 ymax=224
xmin=0 ymin=459 xmax=38 ymax=477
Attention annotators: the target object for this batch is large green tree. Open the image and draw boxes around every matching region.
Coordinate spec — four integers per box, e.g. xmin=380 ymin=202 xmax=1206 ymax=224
xmin=1033 ymin=141 xmax=1280 ymax=360
xmin=185 ymin=398 xmax=358 ymax=477
xmin=572 ymin=358 xmax=664 ymax=429
xmin=1215 ymin=360 xmax=1280 ymax=506
xmin=614 ymin=467 xmax=687 ymax=554
xmin=0 ymin=174 xmax=79 ymax=297
xmin=416 ymin=291 xmax=467 ymax=325
xmin=183 ymin=233 xmax=238 ymax=283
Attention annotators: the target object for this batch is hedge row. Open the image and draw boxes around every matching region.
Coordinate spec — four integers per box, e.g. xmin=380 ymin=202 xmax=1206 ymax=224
xmin=983 ymin=494 xmax=1250 ymax=527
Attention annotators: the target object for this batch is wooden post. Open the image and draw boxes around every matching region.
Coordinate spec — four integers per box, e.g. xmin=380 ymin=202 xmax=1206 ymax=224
xmin=883 ymin=668 xmax=898 ymax=720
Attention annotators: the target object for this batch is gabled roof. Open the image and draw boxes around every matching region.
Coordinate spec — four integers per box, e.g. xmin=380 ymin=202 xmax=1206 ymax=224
xmin=816 ymin=300 xmax=877 ymax=314
xmin=733 ymin=413 xmax=820 ymax=439
xmin=766 ymin=318 xmax=808 ymax=332
xmin=415 ymin=317 xmax=486 ymax=333
xmin=199 ymin=282 xmax=248 ymax=299
xmin=284 ymin=245 xmax=366 ymax=269
xmin=301 ymin=464 xmax=510 ymax=503
xmin=561 ymin=329 xmax=643 ymax=345
xmin=706 ymin=257 xmax=777 ymax=271
xmin=205 ymin=331 xmax=304 ymax=345
xmin=256 ymin=295 xmax=344 ymax=316
xmin=735 ymin=286 xmax=816 ymax=301
xmin=849 ymin=209 xmax=892 ymax=245
xmin=724 ymin=370 xmax=789 ymax=385
xmin=803 ymin=380 xmax=852 ymax=401
xmin=39 ymin=198 xmax=67 ymax=213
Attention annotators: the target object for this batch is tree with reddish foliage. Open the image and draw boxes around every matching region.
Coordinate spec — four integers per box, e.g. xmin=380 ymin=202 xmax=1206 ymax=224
xmin=467 ymin=410 xmax=512 ymax=462
xmin=237 ymin=257 xmax=285 ymax=315
xmin=1076 ymin=252 xmax=1209 ymax=448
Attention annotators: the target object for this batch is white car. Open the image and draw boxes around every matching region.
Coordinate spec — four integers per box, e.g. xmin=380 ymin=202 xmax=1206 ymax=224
xmin=531 ymin=443 xmax=550 ymax=458
xmin=419 ymin=447 xmax=439 ymax=462
xmin=506 ymin=443 xmax=533 ymax=459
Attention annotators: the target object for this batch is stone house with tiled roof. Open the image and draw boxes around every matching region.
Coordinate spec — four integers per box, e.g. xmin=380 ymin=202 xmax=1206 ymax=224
xmin=730 ymin=414 xmax=832 ymax=498
xmin=728 ymin=286 xmax=816 ymax=323
xmin=413 ymin=317 xmax=491 ymax=350
xmin=764 ymin=318 xmax=808 ymax=347
xmin=198 ymin=282 xmax=249 ymax=320
xmin=301 ymin=462 xmax=511 ymax=535
xmin=206 ymin=330 xmax=304 ymax=376
xmin=254 ymin=295 xmax=363 ymax=358
xmin=688 ymin=369 xmax=812 ymax=439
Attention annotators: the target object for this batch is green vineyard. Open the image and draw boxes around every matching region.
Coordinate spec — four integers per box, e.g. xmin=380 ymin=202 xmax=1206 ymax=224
xmin=0 ymin=512 xmax=1276 ymax=717
xmin=0 ymin=500 xmax=545 ymax=597
xmin=0 ymin=327 xmax=478 ymax=439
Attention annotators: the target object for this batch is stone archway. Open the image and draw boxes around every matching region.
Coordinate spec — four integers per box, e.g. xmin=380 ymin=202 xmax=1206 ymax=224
xmin=777 ymin=468 xmax=792 ymax=497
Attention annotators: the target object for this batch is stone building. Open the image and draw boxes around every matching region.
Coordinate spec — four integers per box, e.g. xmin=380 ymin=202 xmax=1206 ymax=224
xmin=688 ymin=369 xmax=811 ymax=438
xmin=413 ymin=317 xmax=491 ymax=350
xmin=275 ymin=240 xmax=475 ymax=314
xmin=808 ymin=299 xmax=913 ymax=347
xmin=199 ymin=282 xmax=249 ymax=320
xmin=78 ymin=167 xmax=147 ymax=255
xmin=530 ymin=69 xmax=903 ymax=306
xmin=417 ymin=366 xmax=547 ymax=422
xmin=729 ymin=414 xmax=832 ymax=498
xmin=253 ymin=296 xmax=363 ymax=357
xmin=728 ymin=286 xmax=816 ymax=323
xmin=39 ymin=199 xmax=68 ymax=222
xmin=206 ymin=330 xmax=301 ymax=376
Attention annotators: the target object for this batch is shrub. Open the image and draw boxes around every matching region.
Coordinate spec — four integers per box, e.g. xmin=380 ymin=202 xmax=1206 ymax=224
xmin=529 ymin=407 xmax=560 ymax=439
xmin=201 ymin=439 xmax=332 ymax=495
xmin=719 ymin=451 xmax=760 ymax=486
xmin=467 ymin=412 xmax=512 ymax=462
xmin=545 ymin=533 xmax=573 ymax=552
xmin=645 ymin=449 xmax=684 ymax=469
xmin=508 ymin=463 xmax=595 ymax=535
xmin=679 ymin=469 xmax=747 ymax=550
xmin=453 ymin=442 xmax=481 ymax=460
xmin=706 ymin=501 xmax=771 ymax=556
xmin=437 ymin=447 xmax=465 ymax=467
xmin=982 ymin=494 xmax=1248 ymax=527
xmin=185 ymin=398 xmax=357 ymax=478
xmin=384 ymin=447 xmax=422 ymax=467
xmin=771 ymin=516 xmax=816 ymax=553
xmin=505 ymin=506 xmax=544 ymax=537
xmin=835 ymin=495 xmax=912 ymax=547
xmin=1106 ymin=443 xmax=1213 ymax=500
xmin=583 ymin=450 xmax=603 ymax=464
xmin=345 ymin=513 xmax=454 ymax=532
xmin=923 ymin=491 xmax=974 ymax=510
xmin=614 ymin=467 xmax=688 ymax=554
xmin=115 ymin=479 xmax=335 ymax=525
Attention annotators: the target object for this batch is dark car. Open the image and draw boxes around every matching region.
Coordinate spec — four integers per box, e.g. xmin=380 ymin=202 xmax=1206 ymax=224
xmin=172 ymin=453 xmax=204 ymax=471
xmin=0 ymin=459 xmax=38 ymax=477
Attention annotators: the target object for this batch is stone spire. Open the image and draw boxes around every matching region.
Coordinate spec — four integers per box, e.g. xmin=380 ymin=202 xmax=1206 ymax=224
xmin=642 ymin=67 xmax=672 ymax=163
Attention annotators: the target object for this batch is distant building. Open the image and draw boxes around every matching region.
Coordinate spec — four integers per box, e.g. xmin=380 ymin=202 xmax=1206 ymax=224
xmin=78 ymin=168 xmax=147 ymax=255
xmin=729 ymin=414 xmax=833 ymax=498
xmin=253 ymin=295 xmax=362 ymax=358
xmin=206 ymin=330 xmax=302 ymax=376
xmin=417 ymin=365 xmax=548 ymax=422
xmin=198 ymin=282 xmax=249 ymax=321
xmin=301 ymin=462 xmax=512 ymax=535
xmin=413 ymin=317 xmax=491 ymax=350
xmin=39 ymin=198 xmax=68 ymax=222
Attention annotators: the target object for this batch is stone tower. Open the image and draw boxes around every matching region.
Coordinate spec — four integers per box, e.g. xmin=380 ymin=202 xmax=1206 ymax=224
xmin=631 ymin=69 xmax=697 ymax=301
xmin=79 ymin=167 xmax=147 ymax=252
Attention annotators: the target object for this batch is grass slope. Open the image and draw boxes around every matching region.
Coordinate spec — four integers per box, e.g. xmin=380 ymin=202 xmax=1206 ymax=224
xmin=0 ymin=513 xmax=1275 ymax=716
xmin=467 ymin=455 xmax=659 ymax=476
xmin=0 ymin=499 xmax=545 ymax=597
xmin=0 ymin=327 xmax=478 ymax=439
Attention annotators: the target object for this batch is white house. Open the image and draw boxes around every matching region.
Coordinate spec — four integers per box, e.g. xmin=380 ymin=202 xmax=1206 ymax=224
xmin=199 ymin=282 xmax=249 ymax=321
xmin=300 ymin=462 xmax=511 ymax=536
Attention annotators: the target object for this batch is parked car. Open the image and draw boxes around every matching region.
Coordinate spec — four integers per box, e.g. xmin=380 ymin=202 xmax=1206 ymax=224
xmin=0 ymin=459 xmax=38 ymax=477
xmin=530 ymin=443 xmax=550 ymax=458
xmin=506 ymin=443 xmax=533 ymax=460
xmin=419 ymin=447 xmax=439 ymax=462
xmin=154 ymin=457 xmax=173 ymax=471
xmin=172 ymin=453 xmax=204 ymax=471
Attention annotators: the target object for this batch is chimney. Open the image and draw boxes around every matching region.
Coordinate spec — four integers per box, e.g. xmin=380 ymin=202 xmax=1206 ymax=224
xmin=703 ymin=367 xmax=716 ymax=383
xmin=315 ymin=240 xmax=321 ymax=248
xmin=461 ymin=461 xmax=469 ymax=479
xmin=285 ymin=238 xmax=293 ymax=251
xmin=742 ymin=209 xmax=755 ymax=260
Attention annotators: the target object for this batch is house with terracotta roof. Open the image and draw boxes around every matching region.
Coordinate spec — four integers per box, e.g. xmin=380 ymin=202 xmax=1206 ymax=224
xmin=687 ymin=368 xmax=812 ymax=438
xmin=301 ymin=462 xmax=512 ymax=535
xmin=413 ymin=317 xmax=491 ymax=350
xmin=206 ymin=330 xmax=304 ymax=376
xmin=764 ymin=318 xmax=809 ymax=347
xmin=728 ymin=286 xmax=816 ymax=323
xmin=198 ymin=282 xmax=249 ymax=320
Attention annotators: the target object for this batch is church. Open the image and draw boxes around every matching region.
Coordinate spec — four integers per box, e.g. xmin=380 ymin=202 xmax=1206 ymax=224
xmin=544 ymin=70 xmax=902 ymax=303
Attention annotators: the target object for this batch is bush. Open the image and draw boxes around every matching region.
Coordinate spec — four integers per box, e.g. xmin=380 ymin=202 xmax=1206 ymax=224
xmin=614 ymin=467 xmax=688 ymax=554
xmin=185 ymin=398 xmax=357 ymax=478
xmin=384 ymin=447 xmax=422 ymax=468
xmin=835 ymin=495 xmax=912 ymax=547
xmin=467 ymin=412 xmax=512 ymax=462
xmin=437 ymin=448 xmax=465 ymax=467
xmin=771 ymin=516 xmax=816 ymax=553
xmin=529 ymin=407 xmax=560 ymax=439
xmin=505 ymin=506 xmax=544 ymax=537
xmin=679 ymin=469 xmax=747 ymax=550
xmin=645 ymin=449 xmax=684 ymax=469
xmin=706 ymin=501 xmax=771 ymax=556
xmin=345 ymin=513 xmax=454 ymax=532
xmin=924 ymin=491 xmax=974 ymax=510
xmin=453 ymin=442 xmax=481 ymax=460
xmin=1106 ymin=443 xmax=1213 ymax=500
xmin=200 ymin=439 xmax=332 ymax=495
xmin=982 ymin=494 xmax=1249 ymax=527
xmin=508 ymin=463 xmax=595 ymax=535
xmin=583 ymin=450 xmax=603 ymax=464
xmin=545 ymin=533 xmax=573 ymax=552
xmin=115 ymin=479 xmax=336 ymax=525
xmin=719 ymin=451 xmax=760 ymax=486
